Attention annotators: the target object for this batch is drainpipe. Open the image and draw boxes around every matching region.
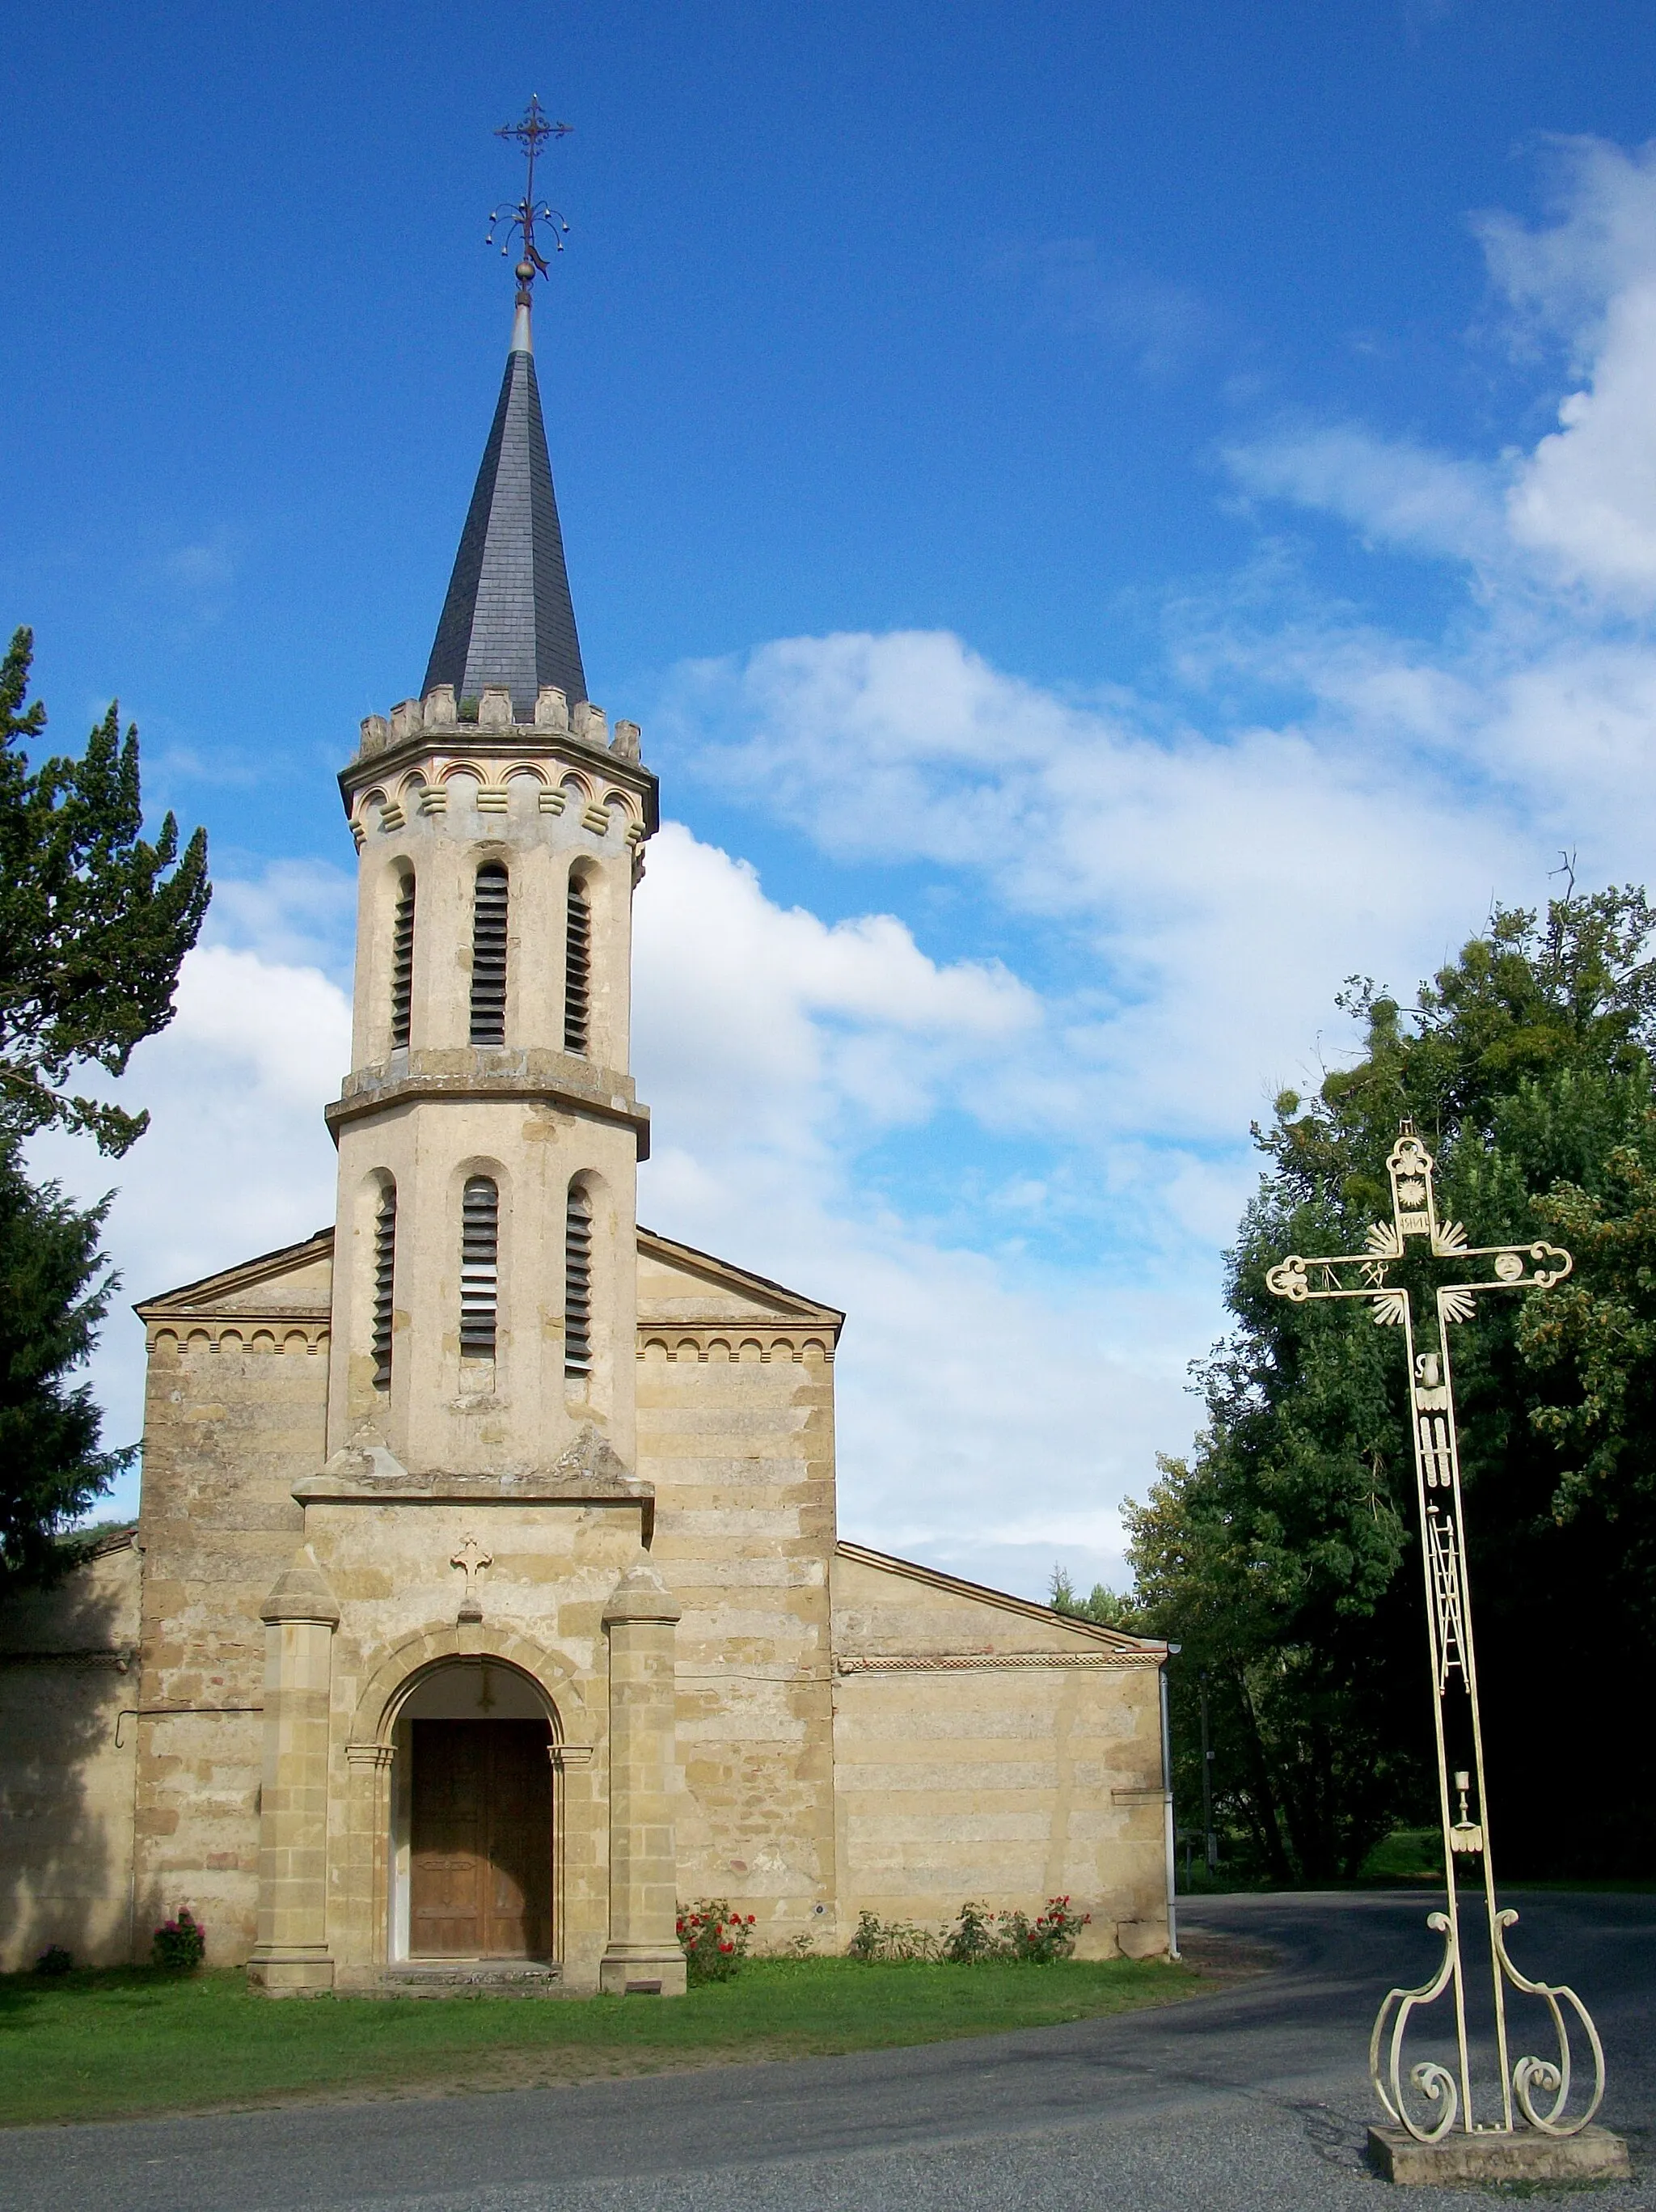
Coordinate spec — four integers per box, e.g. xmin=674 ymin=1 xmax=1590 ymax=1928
xmin=1161 ymin=1643 xmax=1181 ymax=1960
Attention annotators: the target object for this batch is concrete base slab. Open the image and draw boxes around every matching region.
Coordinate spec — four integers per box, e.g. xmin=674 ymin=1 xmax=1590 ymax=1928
xmin=1368 ymin=2123 xmax=1630 ymax=2185
xmin=377 ymin=1962 xmax=562 ymax=1995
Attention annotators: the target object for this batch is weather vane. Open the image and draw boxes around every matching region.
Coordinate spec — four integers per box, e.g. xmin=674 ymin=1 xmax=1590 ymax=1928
xmin=1267 ymin=1123 xmax=1614 ymax=2169
xmin=486 ymin=94 xmax=572 ymax=303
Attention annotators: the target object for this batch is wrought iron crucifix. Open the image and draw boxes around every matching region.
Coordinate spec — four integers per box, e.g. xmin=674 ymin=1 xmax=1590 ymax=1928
xmin=1267 ymin=1121 xmax=1605 ymax=2143
xmin=487 ymin=93 xmax=573 ymax=301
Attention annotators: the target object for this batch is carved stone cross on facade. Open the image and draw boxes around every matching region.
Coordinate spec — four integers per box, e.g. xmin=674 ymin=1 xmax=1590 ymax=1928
xmin=450 ymin=1536 xmax=492 ymax=1623
xmin=1267 ymin=1121 xmax=1607 ymax=2149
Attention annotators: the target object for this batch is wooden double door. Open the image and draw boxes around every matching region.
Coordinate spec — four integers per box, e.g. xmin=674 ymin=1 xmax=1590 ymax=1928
xmin=409 ymin=1719 xmax=553 ymax=1959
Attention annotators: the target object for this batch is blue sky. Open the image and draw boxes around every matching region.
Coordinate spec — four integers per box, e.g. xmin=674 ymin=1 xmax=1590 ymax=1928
xmin=10 ymin=2 xmax=1656 ymax=1593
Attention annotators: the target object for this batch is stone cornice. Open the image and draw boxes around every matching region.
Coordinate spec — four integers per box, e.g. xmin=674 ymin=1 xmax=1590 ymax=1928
xmin=145 ymin=1316 xmax=331 ymax=1356
xmin=638 ymin=1326 xmax=835 ymax=1364
xmin=325 ymin=1054 xmax=651 ymax=1159
xmin=297 ymin=1424 xmax=655 ymax=1540
xmin=834 ymin=1650 xmax=1162 ymax=1674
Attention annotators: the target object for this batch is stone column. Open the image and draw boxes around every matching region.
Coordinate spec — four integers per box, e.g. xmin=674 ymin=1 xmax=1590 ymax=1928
xmin=247 ymin=1546 xmax=339 ymax=1995
xmin=340 ymin=1743 xmax=395 ymax=1981
xmin=599 ymin=1560 xmax=686 ymax=1996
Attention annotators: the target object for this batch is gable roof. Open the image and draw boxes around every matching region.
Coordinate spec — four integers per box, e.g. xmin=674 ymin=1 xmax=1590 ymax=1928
xmin=636 ymin=1226 xmax=843 ymax=1334
xmin=133 ymin=1224 xmax=842 ymax=1336
xmin=133 ymin=1229 xmax=336 ymax=1322
xmin=834 ymin=1538 xmax=1166 ymax=1655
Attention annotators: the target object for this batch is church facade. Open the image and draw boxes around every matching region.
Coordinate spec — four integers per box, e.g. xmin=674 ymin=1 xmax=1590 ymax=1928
xmin=0 ymin=277 xmax=1174 ymax=1993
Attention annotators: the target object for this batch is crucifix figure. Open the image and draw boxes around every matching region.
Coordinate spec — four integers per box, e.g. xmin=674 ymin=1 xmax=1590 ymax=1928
xmin=450 ymin=1535 xmax=492 ymax=1623
xmin=1267 ymin=1120 xmax=1605 ymax=2144
xmin=487 ymin=93 xmax=573 ymax=305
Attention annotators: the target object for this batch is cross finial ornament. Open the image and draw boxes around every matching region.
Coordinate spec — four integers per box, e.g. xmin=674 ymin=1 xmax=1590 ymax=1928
xmin=487 ymin=94 xmax=572 ymax=304
xmin=450 ymin=1535 xmax=492 ymax=1622
xmin=1268 ymin=1122 xmax=1607 ymax=2146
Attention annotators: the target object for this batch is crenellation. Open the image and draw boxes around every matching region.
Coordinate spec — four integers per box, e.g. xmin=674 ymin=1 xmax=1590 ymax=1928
xmin=424 ymin=683 xmax=458 ymax=726
xmin=390 ymin=698 xmax=423 ymax=741
xmin=479 ymin=685 xmax=513 ymax=729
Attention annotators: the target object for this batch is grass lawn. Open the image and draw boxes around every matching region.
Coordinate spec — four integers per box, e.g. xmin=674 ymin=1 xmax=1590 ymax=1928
xmin=0 ymin=1954 xmax=1210 ymax=2129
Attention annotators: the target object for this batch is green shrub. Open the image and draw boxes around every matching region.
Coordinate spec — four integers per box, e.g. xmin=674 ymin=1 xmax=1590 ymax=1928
xmin=944 ymin=1897 xmax=1091 ymax=1964
xmin=847 ymin=1910 xmax=940 ymax=1962
xmin=676 ymin=1899 xmax=754 ymax=1983
xmin=943 ymin=1901 xmax=1000 ymax=1963
xmin=151 ymin=1909 xmax=205 ymax=1972
xmin=33 ymin=1944 xmax=73 ymax=1977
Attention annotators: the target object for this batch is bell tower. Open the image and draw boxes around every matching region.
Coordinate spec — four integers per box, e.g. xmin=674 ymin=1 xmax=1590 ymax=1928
xmin=325 ymin=202 xmax=657 ymax=1480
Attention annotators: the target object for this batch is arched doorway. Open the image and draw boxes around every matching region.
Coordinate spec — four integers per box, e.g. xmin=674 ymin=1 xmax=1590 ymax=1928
xmin=393 ymin=1660 xmax=554 ymax=1961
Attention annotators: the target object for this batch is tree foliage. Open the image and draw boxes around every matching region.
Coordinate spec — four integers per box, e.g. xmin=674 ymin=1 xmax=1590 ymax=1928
xmin=0 ymin=627 xmax=209 ymax=1584
xmin=1107 ymin=887 xmax=1656 ymax=1880
xmin=0 ymin=1153 xmax=131 ymax=1585
xmin=0 ymin=627 xmax=210 ymax=1156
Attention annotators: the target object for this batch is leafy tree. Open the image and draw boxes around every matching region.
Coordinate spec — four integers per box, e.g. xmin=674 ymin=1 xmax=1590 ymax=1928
xmin=0 ymin=627 xmax=209 ymax=1157
xmin=1126 ymin=887 xmax=1656 ymax=1880
xmin=1048 ymin=1568 xmax=1143 ymax=1632
xmin=0 ymin=628 xmax=209 ymax=1584
xmin=0 ymin=1158 xmax=130 ymax=1585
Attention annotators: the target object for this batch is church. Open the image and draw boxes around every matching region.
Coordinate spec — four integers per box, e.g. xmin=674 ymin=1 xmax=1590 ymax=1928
xmin=0 ymin=243 xmax=1175 ymax=1994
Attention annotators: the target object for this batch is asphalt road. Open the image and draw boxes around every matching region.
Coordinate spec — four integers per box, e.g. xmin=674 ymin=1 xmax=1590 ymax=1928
xmin=2 ymin=1893 xmax=1651 ymax=2212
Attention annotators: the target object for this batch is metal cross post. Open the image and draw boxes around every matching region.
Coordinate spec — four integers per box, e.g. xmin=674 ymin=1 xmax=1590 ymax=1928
xmin=1266 ymin=1120 xmax=1606 ymax=2145
xmin=488 ymin=94 xmax=573 ymax=300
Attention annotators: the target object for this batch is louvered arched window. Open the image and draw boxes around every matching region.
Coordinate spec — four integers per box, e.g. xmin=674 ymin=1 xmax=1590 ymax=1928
xmin=389 ymin=873 xmax=415 ymax=1049
xmin=459 ymin=1177 xmax=500 ymax=1359
xmin=564 ymin=1184 xmax=593 ymax=1380
xmin=564 ymin=874 xmax=590 ymax=1055
xmin=371 ymin=1181 xmax=397 ymax=1388
xmin=469 ymin=864 xmax=509 ymax=1044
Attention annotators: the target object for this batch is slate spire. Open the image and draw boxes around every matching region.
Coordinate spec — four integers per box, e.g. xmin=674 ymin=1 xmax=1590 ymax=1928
xmin=425 ymin=99 xmax=585 ymax=719
xmin=422 ymin=299 xmax=587 ymax=718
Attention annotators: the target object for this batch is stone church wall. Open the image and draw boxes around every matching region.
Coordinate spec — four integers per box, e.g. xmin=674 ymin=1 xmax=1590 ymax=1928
xmin=637 ymin=1330 xmax=839 ymax=1950
xmin=133 ymin=1253 xmax=333 ymax=1962
xmin=0 ymin=1531 xmax=140 ymax=1970
xmin=830 ymin=1544 xmax=1171 ymax=1959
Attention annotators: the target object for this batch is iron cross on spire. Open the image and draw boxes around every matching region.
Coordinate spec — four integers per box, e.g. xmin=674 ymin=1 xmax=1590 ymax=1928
xmin=487 ymin=94 xmax=573 ymax=302
xmin=1267 ymin=1121 xmax=1605 ymax=2147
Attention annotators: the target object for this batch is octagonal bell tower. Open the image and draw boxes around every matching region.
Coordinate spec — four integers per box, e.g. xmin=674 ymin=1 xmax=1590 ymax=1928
xmin=324 ymin=284 xmax=657 ymax=1480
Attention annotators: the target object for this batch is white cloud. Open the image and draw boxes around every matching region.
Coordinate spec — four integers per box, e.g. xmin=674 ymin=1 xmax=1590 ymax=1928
xmin=633 ymin=822 xmax=1037 ymax=1155
xmin=632 ymin=825 xmax=1179 ymax=1594
xmin=1499 ymin=146 xmax=1656 ymax=600
xmin=1223 ymin=424 xmax=1505 ymax=563
xmin=204 ymin=857 xmax=357 ymax=979
xmin=1224 ymin=137 xmax=1656 ymax=610
xmin=670 ymin=628 xmax=1535 ymax=1153
xmin=30 ymin=941 xmax=351 ymax=1507
xmin=633 ymin=136 xmax=1656 ymax=1591
xmin=53 ymin=133 xmax=1656 ymax=1602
